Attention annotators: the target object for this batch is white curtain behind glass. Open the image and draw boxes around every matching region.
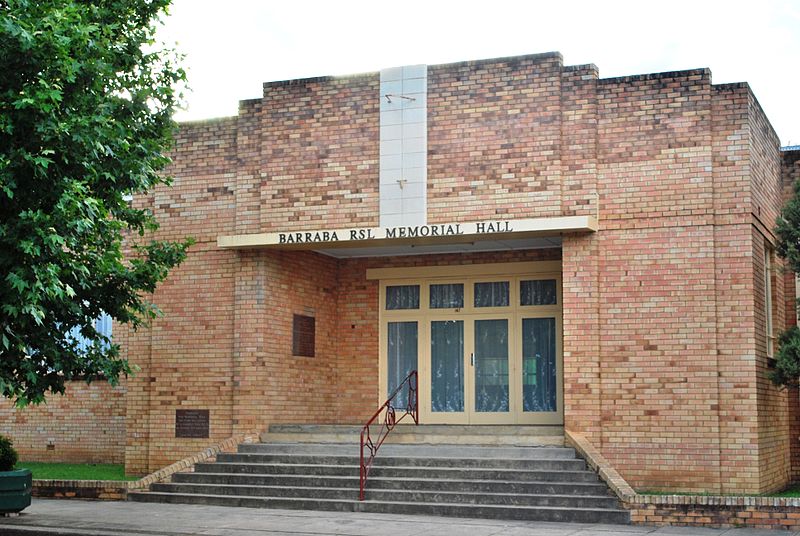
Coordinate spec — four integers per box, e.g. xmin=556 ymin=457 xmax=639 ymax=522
xmin=387 ymin=321 xmax=418 ymax=409
xmin=431 ymin=320 xmax=464 ymax=412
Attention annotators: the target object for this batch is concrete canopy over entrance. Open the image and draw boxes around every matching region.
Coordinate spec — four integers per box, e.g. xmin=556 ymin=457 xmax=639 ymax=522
xmin=217 ymin=215 xmax=597 ymax=252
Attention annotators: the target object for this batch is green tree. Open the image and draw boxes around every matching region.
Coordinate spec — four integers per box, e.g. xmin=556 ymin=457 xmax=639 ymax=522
xmin=0 ymin=0 xmax=191 ymax=404
xmin=772 ymin=180 xmax=800 ymax=387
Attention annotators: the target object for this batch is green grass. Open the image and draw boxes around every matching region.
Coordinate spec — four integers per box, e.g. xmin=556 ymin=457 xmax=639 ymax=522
xmin=639 ymin=490 xmax=715 ymax=496
xmin=772 ymin=485 xmax=800 ymax=498
xmin=17 ymin=461 xmax=139 ymax=481
xmin=640 ymin=487 xmax=800 ymax=498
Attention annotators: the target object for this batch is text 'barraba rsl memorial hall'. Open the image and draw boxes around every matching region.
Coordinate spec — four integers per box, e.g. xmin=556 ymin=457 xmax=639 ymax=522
xmin=4 ymin=52 xmax=800 ymax=526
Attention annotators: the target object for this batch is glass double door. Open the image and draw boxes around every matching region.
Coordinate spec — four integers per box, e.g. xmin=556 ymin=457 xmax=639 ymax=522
xmin=382 ymin=271 xmax=563 ymax=425
xmin=422 ymin=314 xmax=560 ymax=425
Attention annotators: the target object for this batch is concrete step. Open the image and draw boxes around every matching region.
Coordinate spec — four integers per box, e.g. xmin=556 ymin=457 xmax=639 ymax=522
xmin=128 ymin=491 xmax=630 ymax=524
xmin=149 ymin=482 xmax=620 ymax=508
xmin=172 ymin=472 xmax=612 ymax=495
xmin=217 ymin=453 xmax=586 ymax=471
xmin=130 ymin=426 xmax=628 ymax=525
xmin=239 ymin=442 xmax=576 ymax=459
xmin=192 ymin=462 xmax=600 ymax=483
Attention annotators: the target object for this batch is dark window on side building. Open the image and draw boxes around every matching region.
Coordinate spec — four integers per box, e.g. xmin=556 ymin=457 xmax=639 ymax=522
xmin=292 ymin=314 xmax=315 ymax=357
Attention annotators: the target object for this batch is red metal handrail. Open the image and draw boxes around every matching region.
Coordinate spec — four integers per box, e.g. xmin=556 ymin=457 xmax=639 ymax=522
xmin=359 ymin=370 xmax=418 ymax=500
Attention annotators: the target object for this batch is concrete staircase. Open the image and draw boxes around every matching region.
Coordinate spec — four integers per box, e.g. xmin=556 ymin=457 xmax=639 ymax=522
xmin=128 ymin=425 xmax=629 ymax=524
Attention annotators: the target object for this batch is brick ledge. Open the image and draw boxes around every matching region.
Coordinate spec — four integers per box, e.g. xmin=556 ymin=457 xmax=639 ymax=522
xmin=31 ymin=432 xmax=259 ymax=500
xmin=566 ymin=430 xmax=800 ymax=528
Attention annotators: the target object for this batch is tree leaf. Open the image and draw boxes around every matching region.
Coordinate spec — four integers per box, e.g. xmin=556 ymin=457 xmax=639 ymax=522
xmin=0 ymin=0 xmax=189 ymax=405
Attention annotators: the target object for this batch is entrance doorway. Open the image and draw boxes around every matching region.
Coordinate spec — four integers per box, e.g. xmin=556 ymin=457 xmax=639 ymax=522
xmin=375 ymin=262 xmax=563 ymax=425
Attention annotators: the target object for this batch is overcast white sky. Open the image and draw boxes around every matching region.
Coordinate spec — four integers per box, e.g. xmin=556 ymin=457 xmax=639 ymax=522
xmin=159 ymin=0 xmax=800 ymax=146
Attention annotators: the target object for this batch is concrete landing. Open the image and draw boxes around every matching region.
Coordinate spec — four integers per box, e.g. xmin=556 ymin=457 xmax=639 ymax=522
xmin=262 ymin=424 xmax=565 ymax=446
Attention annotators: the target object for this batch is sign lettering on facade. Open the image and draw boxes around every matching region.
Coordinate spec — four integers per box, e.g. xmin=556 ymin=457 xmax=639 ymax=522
xmin=218 ymin=216 xmax=597 ymax=250
xmin=278 ymin=221 xmax=513 ymax=245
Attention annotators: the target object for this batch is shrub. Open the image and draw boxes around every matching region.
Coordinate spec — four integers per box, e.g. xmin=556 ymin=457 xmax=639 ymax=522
xmin=771 ymin=326 xmax=800 ymax=388
xmin=0 ymin=435 xmax=18 ymax=471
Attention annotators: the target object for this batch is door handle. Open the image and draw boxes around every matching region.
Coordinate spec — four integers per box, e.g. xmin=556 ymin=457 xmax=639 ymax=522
xmin=470 ymin=353 xmax=474 ymax=366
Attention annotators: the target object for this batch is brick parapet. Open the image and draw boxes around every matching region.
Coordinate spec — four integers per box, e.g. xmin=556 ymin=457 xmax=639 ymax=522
xmin=427 ymin=53 xmax=564 ymax=223
xmin=749 ymin=88 xmax=783 ymax=241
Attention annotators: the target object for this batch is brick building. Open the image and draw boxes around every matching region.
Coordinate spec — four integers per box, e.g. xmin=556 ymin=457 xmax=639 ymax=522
xmin=3 ymin=52 xmax=800 ymax=496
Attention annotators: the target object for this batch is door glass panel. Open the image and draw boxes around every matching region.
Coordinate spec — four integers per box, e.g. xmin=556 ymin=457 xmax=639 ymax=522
xmin=386 ymin=285 xmax=420 ymax=310
xmin=474 ymin=319 xmax=509 ymax=412
xmin=520 ymin=280 xmax=557 ymax=306
xmin=474 ymin=282 xmax=509 ymax=308
xmin=430 ymin=320 xmax=464 ymax=412
xmin=522 ymin=318 xmax=557 ymax=412
xmin=387 ymin=321 xmax=418 ymax=408
xmin=430 ymin=284 xmax=464 ymax=309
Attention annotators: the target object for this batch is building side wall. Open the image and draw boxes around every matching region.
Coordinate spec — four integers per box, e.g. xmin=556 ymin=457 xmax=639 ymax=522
xmin=748 ymin=90 xmax=791 ymax=493
xmin=754 ymin=230 xmax=791 ymax=492
xmin=597 ymin=225 xmax=722 ymax=492
xmin=122 ymin=118 xmax=239 ymax=475
xmin=709 ymin=84 xmax=761 ymax=492
xmin=750 ymin=91 xmax=783 ymax=236
xmin=782 ymin=149 xmax=800 ymax=482
xmin=0 ymin=381 xmax=126 ymax=464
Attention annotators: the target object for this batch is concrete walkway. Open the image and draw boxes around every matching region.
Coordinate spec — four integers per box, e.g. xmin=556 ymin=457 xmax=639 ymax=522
xmin=0 ymin=499 xmax=800 ymax=536
xmin=0 ymin=499 xmax=792 ymax=536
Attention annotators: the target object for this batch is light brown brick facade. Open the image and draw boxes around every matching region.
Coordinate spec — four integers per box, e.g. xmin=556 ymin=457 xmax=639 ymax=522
xmin=3 ymin=52 xmax=798 ymax=496
xmin=0 ymin=381 xmax=126 ymax=464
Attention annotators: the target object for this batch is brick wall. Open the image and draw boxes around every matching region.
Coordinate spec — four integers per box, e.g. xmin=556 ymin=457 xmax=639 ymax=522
xmin=589 ymin=71 xmax=752 ymax=493
xmin=119 ymin=117 xmax=239 ymax=475
xmin=750 ymin=94 xmax=790 ymax=493
xmin=427 ymin=54 xmax=563 ymax=222
xmin=225 ymin=249 xmax=347 ymax=438
xmin=118 ymin=53 xmax=793 ymax=493
xmin=0 ymin=381 xmax=126 ymax=464
xmin=710 ymin=84 xmax=760 ymax=493
xmin=259 ymin=76 xmax=380 ymax=232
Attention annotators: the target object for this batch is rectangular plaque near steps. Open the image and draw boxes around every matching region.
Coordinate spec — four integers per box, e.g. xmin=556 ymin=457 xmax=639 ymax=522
xmin=175 ymin=409 xmax=209 ymax=438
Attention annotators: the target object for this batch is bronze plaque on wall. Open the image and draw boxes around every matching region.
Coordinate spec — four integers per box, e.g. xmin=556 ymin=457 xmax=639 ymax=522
xmin=175 ymin=409 xmax=209 ymax=438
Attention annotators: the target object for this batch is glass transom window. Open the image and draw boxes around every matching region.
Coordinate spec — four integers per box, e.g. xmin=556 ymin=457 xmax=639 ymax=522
xmin=430 ymin=283 xmax=464 ymax=309
xmin=386 ymin=285 xmax=420 ymax=310
xmin=520 ymin=279 xmax=557 ymax=306
xmin=474 ymin=281 xmax=509 ymax=307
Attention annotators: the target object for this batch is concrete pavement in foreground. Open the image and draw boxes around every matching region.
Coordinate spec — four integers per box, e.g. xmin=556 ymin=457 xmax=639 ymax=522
xmin=0 ymin=499 xmax=790 ymax=536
